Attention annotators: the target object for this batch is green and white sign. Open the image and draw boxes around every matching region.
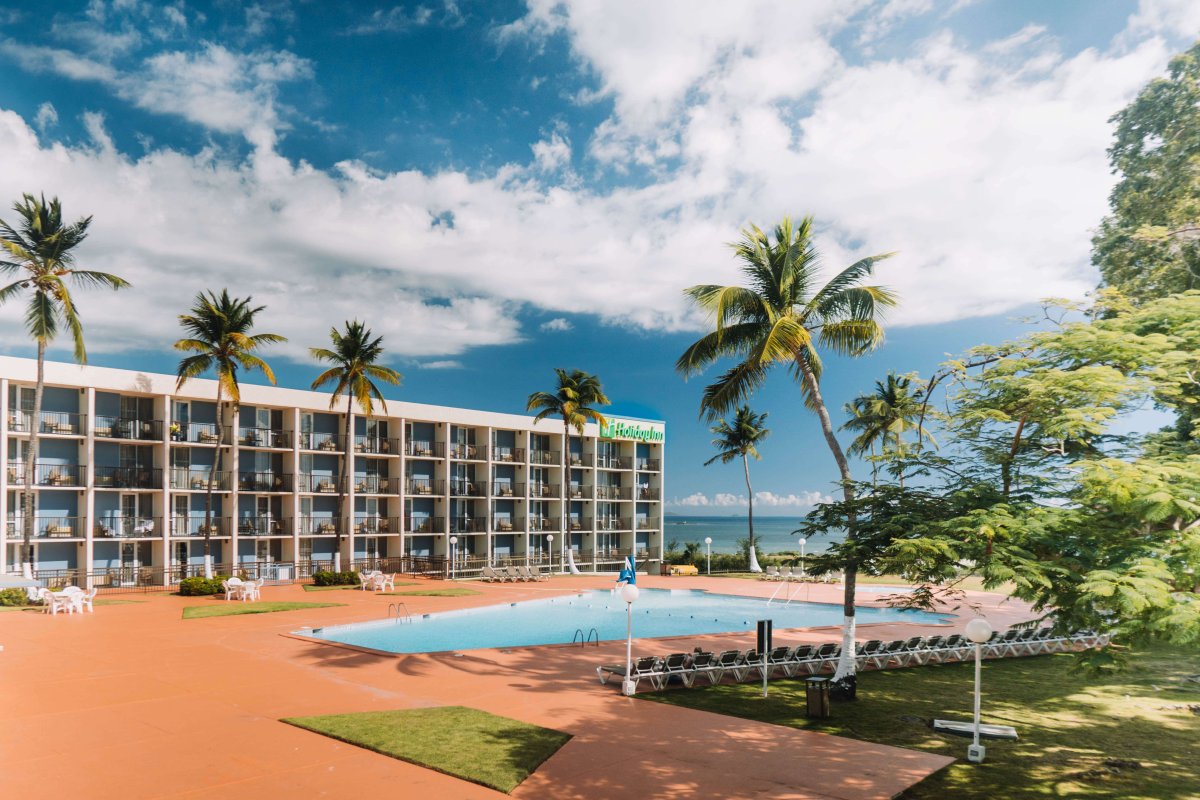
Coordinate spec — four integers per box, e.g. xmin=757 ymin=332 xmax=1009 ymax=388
xmin=599 ymin=418 xmax=664 ymax=443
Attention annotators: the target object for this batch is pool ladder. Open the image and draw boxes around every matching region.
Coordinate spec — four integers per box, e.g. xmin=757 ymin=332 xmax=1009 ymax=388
xmin=387 ymin=602 xmax=412 ymax=624
xmin=571 ymin=627 xmax=600 ymax=647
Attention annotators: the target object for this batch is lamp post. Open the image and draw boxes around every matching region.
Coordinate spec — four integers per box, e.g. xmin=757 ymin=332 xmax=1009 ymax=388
xmin=798 ymin=538 xmax=807 ymax=578
xmin=964 ymin=617 xmax=994 ymax=763
xmin=449 ymin=535 xmax=458 ymax=581
xmin=546 ymin=533 xmax=554 ymax=574
xmin=619 ymin=582 xmax=640 ymax=695
xmin=704 ymin=537 xmax=712 ymax=575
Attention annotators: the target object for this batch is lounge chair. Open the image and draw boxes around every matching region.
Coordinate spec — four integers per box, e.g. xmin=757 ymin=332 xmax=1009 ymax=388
xmin=779 ymin=566 xmax=794 ymax=580
xmin=709 ymin=650 xmax=742 ymax=683
xmin=505 ymin=565 xmax=523 ymax=582
xmin=480 ymin=565 xmax=498 ymax=582
xmin=527 ymin=566 xmax=549 ymax=582
xmin=785 ymin=644 xmax=818 ymax=676
xmin=661 ymin=653 xmax=691 ymax=684
xmin=682 ymin=651 xmax=718 ymax=687
xmin=854 ymin=639 xmax=885 ymax=669
xmin=596 ymin=655 xmax=663 ymax=691
xmin=761 ymin=566 xmax=780 ymax=581
xmin=867 ymin=640 xmax=907 ymax=670
xmin=765 ymin=646 xmax=794 ymax=678
xmin=731 ymin=649 xmax=765 ymax=682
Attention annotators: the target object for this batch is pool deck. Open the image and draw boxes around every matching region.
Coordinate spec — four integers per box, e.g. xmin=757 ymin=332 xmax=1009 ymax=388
xmin=0 ymin=575 xmax=1034 ymax=799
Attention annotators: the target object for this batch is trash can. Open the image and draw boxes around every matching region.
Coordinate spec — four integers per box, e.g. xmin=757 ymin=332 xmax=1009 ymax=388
xmin=805 ymin=676 xmax=831 ymax=719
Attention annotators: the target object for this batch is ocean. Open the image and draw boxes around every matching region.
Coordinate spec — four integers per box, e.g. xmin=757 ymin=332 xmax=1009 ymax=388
xmin=663 ymin=515 xmax=840 ymax=555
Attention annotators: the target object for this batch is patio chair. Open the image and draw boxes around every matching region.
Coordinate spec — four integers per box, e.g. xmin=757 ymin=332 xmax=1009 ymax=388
xmin=480 ymin=565 xmax=499 ymax=582
xmin=358 ymin=571 xmax=374 ymax=591
xmin=779 ymin=566 xmax=794 ymax=580
xmin=867 ymin=640 xmax=908 ymax=670
xmin=378 ymin=573 xmax=396 ymax=591
xmin=596 ymin=656 xmax=663 ymax=691
xmin=661 ymin=652 xmax=691 ymax=684
xmin=761 ymin=566 xmax=779 ymax=581
xmin=506 ymin=565 xmax=524 ymax=582
xmin=46 ymin=592 xmax=76 ymax=615
xmin=941 ymin=633 xmax=969 ymax=662
xmin=811 ymin=642 xmax=840 ymax=672
xmin=764 ymin=646 xmax=794 ymax=678
xmin=731 ymin=649 xmax=765 ymax=682
xmin=682 ymin=651 xmax=718 ymax=687
xmin=709 ymin=649 xmax=742 ymax=684
xmin=240 ymin=578 xmax=265 ymax=602
xmin=75 ymin=587 xmax=98 ymax=613
xmin=786 ymin=644 xmax=818 ymax=676
xmin=854 ymin=639 xmax=885 ymax=669
xmin=221 ymin=577 xmax=244 ymax=601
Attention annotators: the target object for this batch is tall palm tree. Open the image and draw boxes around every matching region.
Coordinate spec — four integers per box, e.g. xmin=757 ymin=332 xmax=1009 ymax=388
xmin=0 ymin=194 xmax=129 ymax=577
xmin=704 ymin=406 xmax=770 ymax=572
xmin=310 ymin=321 xmax=402 ymax=572
xmin=527 ymin=369 xmax=610 ymax=569
xmin=175 ymin=290 xmax=285 ymax=578
xmin=842 ymin=373 xmax=934 ymax=486
xmin=677 ymin=216 xmax=897 ymax=690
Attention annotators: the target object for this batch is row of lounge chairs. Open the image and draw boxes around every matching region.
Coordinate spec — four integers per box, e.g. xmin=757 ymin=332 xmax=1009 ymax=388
xmin=481 ymin=565 xmax=549 ymax=582
xmin=759 ymin=566 xmax=836 ymax=582
xmin=597 ymin=627 xmax=1110 ymax=693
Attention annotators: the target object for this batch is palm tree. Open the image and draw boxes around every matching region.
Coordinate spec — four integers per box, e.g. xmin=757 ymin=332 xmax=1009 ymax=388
xmin=527 ymin=369 xmax=610 ymax=569
xmin=703 ymin=406 xmax=770 ymax=572
xmin=0 ymin=194 xmax=129 ymax=577
xmin=842 ymin=373 xmax=934 ymax=486
xmin=310 ymin=321 xmax=402 ymax=572
xmin=175 ymin=290 xmax=285 ymax=578
xmin=677 ymin=216 xmax=897 ymax=691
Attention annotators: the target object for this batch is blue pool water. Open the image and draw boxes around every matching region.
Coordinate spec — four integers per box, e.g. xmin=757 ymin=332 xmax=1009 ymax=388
xmin=296 ymin=589 xmax=951 ymax=654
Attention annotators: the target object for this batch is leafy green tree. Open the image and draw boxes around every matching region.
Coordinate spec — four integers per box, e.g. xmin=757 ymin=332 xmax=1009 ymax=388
xmin=0 ymin=194 xmax=129 ymax=576
xmin=310 ymin=321 xmax=402 ymax=571
xmin=841 ymin=373 xmax=933 ymax=486
xmin=677 ymin=216 xmax=896 ymax=689
xmin=703 ymin=405 xmax=770 ymax=571
xmin=175 ymin=291 xmax=285 ymax=578
xmin=1094 ymin=41 xmax=1200 ymax=301
xmin=527 ymin=369 xmax=610 ymax=566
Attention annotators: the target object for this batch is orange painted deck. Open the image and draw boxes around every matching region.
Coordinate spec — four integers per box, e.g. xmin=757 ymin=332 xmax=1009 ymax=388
xmin=0 ymin=576 xmax=1030 ymax=799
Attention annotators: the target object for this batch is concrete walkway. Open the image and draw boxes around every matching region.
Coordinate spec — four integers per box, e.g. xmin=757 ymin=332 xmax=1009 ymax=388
xmin=0 ymin=575 xmax=1028 ymax=798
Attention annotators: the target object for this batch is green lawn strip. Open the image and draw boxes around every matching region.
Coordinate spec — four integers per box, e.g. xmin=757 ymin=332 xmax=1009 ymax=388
xmin=94 ymin=598 xmax=146 ymax=606
xmin=643 ymin=644 xmax=1200 ymax=799
xmin=282 ymin=706 xmax=570 ymax=793
xmin=378 ymin=587 xmax=480 ymax=597
xmin=182 ymin=601 xmax=344 ymax=620
xmin=302 ymin=582 xmax=419 ymax=592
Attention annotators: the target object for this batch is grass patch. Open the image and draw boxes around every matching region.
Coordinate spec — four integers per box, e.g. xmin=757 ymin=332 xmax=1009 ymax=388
xmin=302 ymin=582 xmax=419 ymax=592
xmin=379 ymin=587 xmax=480 ymax=597
xmin=282 ymin=706 xmax=570 ymax=793
xmin=94 ymin=598 xmax=146 ymax=606
xmin=643 ymin=643 xmax=1200 ymax=799
xmin=182 ymin=601 xmax=344 ymax=620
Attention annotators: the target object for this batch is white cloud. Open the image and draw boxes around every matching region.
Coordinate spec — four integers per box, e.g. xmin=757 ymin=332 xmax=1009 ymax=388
xmin=33 ymin=101 xmax=57 ymax=133
xmin=669 ymin=490 xmax=829 ymax=509
xmin=531 ymin=130 xmax=572 ymax=173
xmin=418 ymin=360 xmax=465 ymax=369
xmin=539 ymin=317 xmax=573 ymax=332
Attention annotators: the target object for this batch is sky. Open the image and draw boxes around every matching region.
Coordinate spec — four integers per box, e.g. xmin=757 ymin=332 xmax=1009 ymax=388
xmin=0 ymin=0 xmax=1196 ymax=515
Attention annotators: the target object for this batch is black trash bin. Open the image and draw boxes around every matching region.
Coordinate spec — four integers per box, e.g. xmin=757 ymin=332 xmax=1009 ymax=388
xmin=805 ymin=676 xmax=831 ymax=719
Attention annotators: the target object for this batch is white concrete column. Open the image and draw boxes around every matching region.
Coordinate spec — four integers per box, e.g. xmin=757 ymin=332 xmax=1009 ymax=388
xmin=290 ymin=406 xmax=301 ymax=571
xmin=84 ymin=387 xmax=96 ymax=589
xmin=1 ymin=377 xmax=9 ymax=571
xmin=229 ymin=403 xmax=240 ymax=574
xmin=395 ymin=413 xmax=406 ymax=561
xmin=159 ymin=393 xmax=172 ymax=585
xmin=344 ymin=406 xmax=356 ymax=571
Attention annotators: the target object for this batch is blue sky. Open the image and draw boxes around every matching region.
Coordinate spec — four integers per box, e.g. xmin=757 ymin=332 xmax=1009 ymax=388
xmin=0 ymin=0 xmax=1195 ymax=514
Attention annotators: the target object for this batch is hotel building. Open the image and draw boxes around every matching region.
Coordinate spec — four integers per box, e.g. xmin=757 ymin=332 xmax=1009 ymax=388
xmin=0 ymin=356 xmax=665 ymax=586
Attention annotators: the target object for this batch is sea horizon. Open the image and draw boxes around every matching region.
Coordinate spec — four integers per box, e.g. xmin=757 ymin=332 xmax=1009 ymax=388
xmin=662 ymin=514 xmax=840 ymax=555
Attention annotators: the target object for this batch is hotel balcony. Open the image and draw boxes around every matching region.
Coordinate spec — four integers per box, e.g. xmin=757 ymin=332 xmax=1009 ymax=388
xmin=449 ymin=479 xmax=486 ymax=497
xmin=94 ymin=416 xmax=163 ymax=441
xmin=296 ymin=473 xmax=340 ymax=493
xmin=354 ymin=435 xmax=398 ymax=455
xmin=636 ymin=458 xmax=662 ymax=471
xmin=404 ymin=515 xmax=444 ymax=534
xmin=596 ymin=455 xmax=630 ymax=470
xmin=238 ymin=471 xmax=293 ymax=492
xmin=566 ymin=517 xmax=594 ymax=532
xmin=449 ymin=516 xmax=487 ymax=534
xmin=491 ymin=447 xmax=525 ymax=463
xmin=298 ymin=517 xmax=341 ymax=536
xmin=567 ymin=484 xmax=592 ymax=499
xmin=635 ymin=517 xmax=659 ymax=530
xmin=567 ymin=453 xmax=594 ymax=468
xmin=171 ymin=422 xmax=229 ymax=445
xmin=170 ymin=469 xmax=230 ymax=491
xmin=492 ymin=516 xmax=523 ymax=532
xmin=353 ymin=475 xmax=395 ymax=494
xmin=238 ymin=517 xmax=290 ymax=536
xmin=528 ymin=517 xmax=559 ymax=532
xmin=637 ymin=487 xmax=661 ymax=501
xmin=171 ymin=515 xmax=227 ymax=537
xmin=449 ymin=443 xmax=488 ymax=461
xmin=94 ymin=516 xmax=160 ymax=538
xmin=491 ymin=482 xmax=523 ymax=498
xmin=22 ymin=462 xmax=86 ymax=487
xmin=596 ymin=517 xmax=632 ymax=531
xmin=299 ymin=432 xmax=343 ymax=452
xmin=8 ymin=410 xmax=86 ymax=436
xmin=597 ymin=546 xmax=649 ymax=560
xmin=529 ymin=482 xmax=559 ymax=498
xmin=237 ymin=426 xmax=291 ymax=448
xmin=529 ymin=449 xmax=559 ymax=466
xmin=406 ymin=478 xmax=443 ymax=495
xmin=405 ymin=440 xmax=444 ymax=458
xmin=596 ymin=485 xmax=632 ymax=501
xmin=355 ymin=515 xmax=398 ymax=535
xmin=94 ymin=465 xmax=162 ymax=490
xmin=7 ymin=516 xmax=84 ymax=538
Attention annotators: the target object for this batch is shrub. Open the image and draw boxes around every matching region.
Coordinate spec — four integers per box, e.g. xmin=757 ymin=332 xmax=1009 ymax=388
xmin=312 ymin=570 xmax=359 ymax=587
xmin=178 ymin=576 xmax=228 ymax=596
xmin=0 ymin=587 xmax=30 ymax=606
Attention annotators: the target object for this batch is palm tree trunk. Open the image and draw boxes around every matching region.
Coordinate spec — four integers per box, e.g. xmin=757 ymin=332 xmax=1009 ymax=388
xmin=743 ymin=453 xmax=761 ymax=572
xmin=561 ymin=417 xmax=569 ymax=572
xmin=797 ymin=357 xmax=858 ymax=691
xmin=203 ymin=386 xmax=222 ymax=580
xmin=21 ymin=340 xmax=45 ymax=578
xmin=335 ymin=403 xmax=352 ymax=573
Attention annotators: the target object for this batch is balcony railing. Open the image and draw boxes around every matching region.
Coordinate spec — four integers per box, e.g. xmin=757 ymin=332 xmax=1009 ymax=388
xmin=492 ymin=447 xmax=525 ymax=463
xmin=567 ymin=453 xmax=594 ymax=467
xmin=637 ymin=487 xmax=661 ymax=501
xmin=528 ymin=517 xmax=559 ymax=532
xmin=171 ymin=469 xmax=230 ymax=491
xmin=238 ymin=427 xmax=291 ymax=448
xmin=354 ymin=435 xmax=398 ymax=455
xmin=299 ymin=432 xmax=343 ymax=452
xmin=529 ymin=450 xmax=559 ymax=465
xmin=8 ymin=410 xmax=86 ymax=435
xmin=238 ymin=472 xmax=292 ymax=492
xmin=94 ymin=417 xmax=163 ymax=441
xmin=34 ymin=463 xmax=84 ymax=487
xmin=171 ymin=515 xmax=227 ymax=537
xmin=94 ymin=466 xmax=161 ymax=490
xmin=635 ymin=517 xmax=658 ymax=530
xmin=449 ymin=444 xmax=488 ymax=460
xmin=298 ymin=517 xmax=341 ymax=536
xmin=404 ymin=515 xmax=444 ymax=534
xmin=491 ymin=516 xmax=523 ymax=533
xmin=596 ymin=485 xmax=632 ymax=500
xmin=171 ymin=422 xmax=228 ymax=445
xmin=636 ymin=458 xmax=661 ymax=471
xmin=449 ymin=479 xmax=486 ymax=497
xmin=94 ymin=516 xmax=160 ymax=537
xmin=297 ymin=473 xmax=340 ymax=493
xmin=529 ymin=482 xmax=559 ymax=498
xmin=237 ymin=517 xmax=290 ymax=536
xmin=406 ymin=478 xmax=443 ymax=495
xmin=449 ymin=517 xmax=487 ymax=533
xmin=596 ymin=517 xmax=632 ymax=531
xmin=352 ymin=475 xmax=394 ymax=494
xmin=596 ymin=455 xmax=629 ymax=469
xmin=6 ymin=516 xmax=84 ymax=538
xmin=567 ymin=484 xmax=592 ymax=499
xmin=405 ymin=441 xmax=444 ymax=458
xmin=491 ymin=482 xmax=523 ymax=498
xmin=354 ymin=515 xmax=398 ymax=535
xmin=566 ymin=517 xmax=594 ymax=532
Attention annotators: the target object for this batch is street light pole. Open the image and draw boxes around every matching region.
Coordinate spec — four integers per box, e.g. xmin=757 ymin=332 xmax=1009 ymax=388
xmin=704 ymin=537 xmax=712 ymax=575
xmin=449 ymin=535 xmax=458 ymax=581
xmin=964 ymin=617 xmax=993 ymax=763
xmin=546 ymin=534 xmax=554 ymax=575
xmin=799 ymin=538 xmax=807 ymax=578
xmin=619 ymin=582 xmax=640 ymax=695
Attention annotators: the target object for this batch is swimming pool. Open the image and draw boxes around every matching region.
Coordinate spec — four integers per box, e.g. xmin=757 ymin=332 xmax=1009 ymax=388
xmin=295 ymin=588 xmax=951 ymax=654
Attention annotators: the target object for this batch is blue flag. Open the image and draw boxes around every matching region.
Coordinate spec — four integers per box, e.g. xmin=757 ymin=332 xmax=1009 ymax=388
xmin=617 ymin=555 xmax=637 ymax=585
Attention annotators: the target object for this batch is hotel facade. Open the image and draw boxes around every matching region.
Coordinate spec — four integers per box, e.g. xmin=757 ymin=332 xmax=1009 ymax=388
xmin=0 ymin=356 xmax=665 ymax=586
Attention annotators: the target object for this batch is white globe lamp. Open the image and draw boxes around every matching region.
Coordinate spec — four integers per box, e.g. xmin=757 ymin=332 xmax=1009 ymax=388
xmin=964 ymin=617 xmax=994 ymax=763
xmin=619 ymin=582 xmax=640 ymax=695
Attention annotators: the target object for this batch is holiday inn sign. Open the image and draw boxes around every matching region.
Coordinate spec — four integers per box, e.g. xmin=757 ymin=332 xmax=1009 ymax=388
xmin=599 ymin=418 xmax=665 ymax=443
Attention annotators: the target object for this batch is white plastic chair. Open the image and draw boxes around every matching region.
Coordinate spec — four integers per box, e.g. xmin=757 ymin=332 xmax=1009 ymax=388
xmin=46 ymin=592 xmax=75 ymax=615
xmin=222 ymin=577 xmax=244 ymax=601
xmin=240 ymin=578 xmax=264 ymax=602
xmin=378 ymin=573 xmax=396 ymax=591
